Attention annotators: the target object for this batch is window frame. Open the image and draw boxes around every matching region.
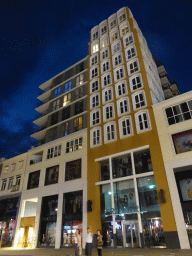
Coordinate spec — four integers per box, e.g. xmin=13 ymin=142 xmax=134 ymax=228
xmin=92 ymin=41 xmax=99 ymax=54
xmin=47 ymin=145 xmax=61 ymax=160
xmin=74 ymin=116 xmax=83 ymax=132
xmin=110 ymin=28 xmax=119 ymax=44
xmin=54 ymin=86 xmax=61 ymax=98
xmin=5 ymin=166 xmax=9 ymax=173
xmin=90 ymin=108 xmax=101 ymax=127
xmin=110 ymin=19 xmax=117 ymax=30
xmin=103 ymin=103 xmax=115 ymax=122
xmin=116 ymin=97 xmax=130 ymax=116
xmin=101 ymin=59 xmax=110 ymax=74
xmin=112 ymin=52 xmax=123 ymax=68
xmin=8 ymin=177 xmax=14 ymax=190
xmin=90 ymin=66 xmax=99 ymax=80
xmin=102 ymin=86 xmax=113 ymax=104
xmin=132 ymin=90 xmax=147 ymax=111
xmin=1 ymin=179 xmax=7 ymax=191
xmin=129 ymin=73 xmax=143 ymax=92
xmin=90 ymin=92 xmax=100 ymax=110
xmin=135 ymin=110 xmax=151 ymax=134
xmin=123 ymin=32 xmax=134 ymax=48
xmin=11 ymin=163 xmax=16 ymax=171
xmin=53 ymin=99 xmax=60 ymax=111
xmin=111 ymin=40 xmax=121 ymax=55
xmin=118 ymin=13 xmax=126 ymax=24
xmin=66 ymin=137 xmax=83 ymax=153
xmin=114 ymin=65 xmax=125 ymax=82
xmin=101 ymin=72 xmax=112 ymax=88
xmin=90 ymin=53 xmax=98 ymax=67
xmin=76 ymin=74 xmax=84 ymax=86
xmin=64 ymin=81 xmax=72 ymax=92
xmin=100 ymin=25 xmax=107 ymax=36
xmin=90 ymin=127 xmax=102 ymax=148
xmin=115 ymin=80 xmax=128 ymax=99
xmin=100 ymin=35 xmax=109 ymax=49
xmin=119 ymin=21 xmax=129 ymax=37
xmin=63 ymin=93 xmax=71 ymax=107
xmin=100 ymin=47 xmax=109 ymax=61
xmin=125 ymin=45 xmax=137 ymax=61
xmin=127 ymin=58 xmax=140 ymax=76
xmin=90 ymin=78 xmax=99 ymax=93
xmin=118 ymin=116 xmax=133 ymax=139
xmin=104 ymin=122 xmax=117 ymax=144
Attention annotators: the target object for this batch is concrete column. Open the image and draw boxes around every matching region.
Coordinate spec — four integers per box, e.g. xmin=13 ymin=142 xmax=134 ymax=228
xmin=32 ymin=197 xmax=42 ymax=248
xmin=55 ymin=192 xmax=63 ymax=249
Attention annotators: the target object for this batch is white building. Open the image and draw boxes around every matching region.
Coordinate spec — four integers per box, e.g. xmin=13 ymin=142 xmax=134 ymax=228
xmin=153 ymin=91 xmax=192 ymax=249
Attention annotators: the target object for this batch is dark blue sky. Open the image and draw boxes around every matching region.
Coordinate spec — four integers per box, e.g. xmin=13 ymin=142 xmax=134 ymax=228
xmin=0 ymin=0 xmax=192 ymax=159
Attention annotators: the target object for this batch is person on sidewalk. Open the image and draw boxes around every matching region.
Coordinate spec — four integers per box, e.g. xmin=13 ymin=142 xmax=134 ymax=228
xmin=74 ymin=229 xmax=82 ymax=256
xmin=97 ymin=230 xmax=103 ymax=256
xmin=85 ymin=227 xmax=93 ymax=256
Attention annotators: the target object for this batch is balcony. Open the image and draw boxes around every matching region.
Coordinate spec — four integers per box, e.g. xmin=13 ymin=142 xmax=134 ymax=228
xmin=164 ymin=89 xmax=173 ymax=100
xmin=33 ymin=109 xmax=49 ymax=121
xmin=160 ymin=77 xmax=170 ymax=90
xmin=11 ymin=184 xmax=20 ymax=192
xmin=30 ymin=151 xmax=43 ymax=165
xmin=170 ymin=84 xmax=180 ymax=96
xmin=157 ymin=65 xmax=167 ymax=78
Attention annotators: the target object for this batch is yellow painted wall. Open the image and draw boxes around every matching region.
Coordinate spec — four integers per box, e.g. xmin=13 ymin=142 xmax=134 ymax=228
xmin=87 ymin=7 xmax=177 ymax=235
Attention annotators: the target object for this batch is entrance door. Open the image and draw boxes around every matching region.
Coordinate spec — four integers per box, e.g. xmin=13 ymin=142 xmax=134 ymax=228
xmin=122 ymin=220 xmax=140 ymax=248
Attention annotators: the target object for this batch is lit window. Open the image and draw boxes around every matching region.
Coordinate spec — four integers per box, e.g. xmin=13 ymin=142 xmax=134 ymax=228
xmin=90 ymin=93 xmax=100 ymax=109
xmin=119 ymin=116 xmax=132 ymax=139
xmin=121 ymin=25 xmax=129 ymax=36
xmin=66 ymin=137 xmax=83 ymax=153
xmin=125 ymin=46 xmax=136 ymax=61
xmin=113 ymin=53 xmax=123 ymax=67
xmin=104 ymin=122 xmax=116 ymax=143
xmin=129 ymin=73 xmax=143 ymax=92
xmin=19 ymin=161 xmax=23 ymax=169
xmin=135 ymin=110 xmax=151 ymax=133
xmin=91 ymin=109 xmax=100 ymax=126
xmin=132 ymin=90 xmax=146 ymax=110
xmin=101 ymin=37 xmax=109 ymax=48
xmin=63 ymin=93 xmax=71 ymax=106
xmin=123 ymin=33 xmax=134 ymax=48
xmin=65 ymin=81 xmax=72 ymax=92
xmin=110 ymin=31 xmax=119 ymax=43
xmin=74 ymin=116 xmax=83 ymax=132
xmin=54 ymin=87 xmax=61 ymax=98
xmin=5 ymin=166 xmax=8 ymax=173
xmin=115 ymin=81 xmax=127 ymax=98
xmin=53 ymin=99 xmax=60 ymax=111
xmin=76 ymin=74 xmax=83 ymax=86
xmin=93 ymin=44 xmax=99 ymax=53
xmin=102 ymin=72 xmax=111 ymax=88
xmin=91 ymin=127 xmax=101 ymax=147
xmin=117 ymin=97 xmax=129 ymax=116
xmin=90 ymin=79 xmax=99 ymax=93
xmin=127 ymin=59 xmax=139 ymax=75
xmin=102 ymin=87 xmax=113 ymax=104
xmin=47 ymin=145 xmax=61 ymax=159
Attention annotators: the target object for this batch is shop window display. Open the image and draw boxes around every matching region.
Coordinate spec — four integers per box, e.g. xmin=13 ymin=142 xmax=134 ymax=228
xmin=62 ymin=191 xmax=82 ymax=247
xmin=27 ymin=170 xmax=40 ymax=190
xmin=65 ymin=159 xmax=81 ymax=181
xmin=44 ymin=165 xmax=59 ymax=186
xmin=134 ymin=149 xmax=153 ymax=174
xmin=100 ymin=159 xmax=110 ymax=181
xmin=40 ymin=195 xmax=58 ymax=247
xmin=100 ymin=184 xmax=112 ymax=217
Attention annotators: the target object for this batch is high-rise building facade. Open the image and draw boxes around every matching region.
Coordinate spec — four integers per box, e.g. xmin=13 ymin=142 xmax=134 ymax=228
xmin=0 ymin=6 xmax=185 ymax=250
xmin=87 ymin=7 xmax=181 ymax=249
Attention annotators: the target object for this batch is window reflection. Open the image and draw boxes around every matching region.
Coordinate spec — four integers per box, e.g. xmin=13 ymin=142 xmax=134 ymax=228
xmin=100 ymin=160 xmax=110 ymax=181
xmin=112 ymin=154 xmax=132 ymax=179
xmin=134 ymin=149 xmax=153 ymax=174
xmin=100 ymin=184 xmax=112 ymax=216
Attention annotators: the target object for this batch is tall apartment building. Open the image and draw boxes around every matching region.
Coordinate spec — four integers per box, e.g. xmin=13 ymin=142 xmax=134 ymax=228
xmin=0 ymin=6 xmax=185 ymax=250
xmin=87 ymin=7 xmax=181 ymax=249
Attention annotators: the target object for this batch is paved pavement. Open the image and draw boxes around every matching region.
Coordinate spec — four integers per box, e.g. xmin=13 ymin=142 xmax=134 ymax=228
xmin=0 ymin=247 xmax=192 ymax=256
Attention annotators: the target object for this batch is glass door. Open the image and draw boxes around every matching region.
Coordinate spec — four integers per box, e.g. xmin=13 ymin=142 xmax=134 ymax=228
xmin=122 ymin=220 xmax=140 ymax=248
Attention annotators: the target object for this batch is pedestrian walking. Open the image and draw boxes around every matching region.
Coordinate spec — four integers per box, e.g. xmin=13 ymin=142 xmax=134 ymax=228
xmin=74 ymin=229 xmax=82 ymax=256
xmin=85 ymin=227 xmax=93 ymax=256
xmin=97 ymin=230 xmax=103 ymax=256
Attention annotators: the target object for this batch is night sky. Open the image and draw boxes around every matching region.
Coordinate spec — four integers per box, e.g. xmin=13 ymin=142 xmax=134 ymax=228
xmin=0 ymin=0 xmax=192 ymax=160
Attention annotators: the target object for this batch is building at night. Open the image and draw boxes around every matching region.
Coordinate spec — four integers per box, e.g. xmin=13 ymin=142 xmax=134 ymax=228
xmin=0 ymin=5 xmax=188 ymax=251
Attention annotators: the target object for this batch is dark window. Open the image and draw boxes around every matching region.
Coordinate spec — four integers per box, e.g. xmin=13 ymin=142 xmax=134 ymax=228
xmin=27 ymin=170 xmax=40 ymax=190
xmin=45 ymin=165 xmax=59 ymax=186
xmin=49 ymin=127 xmax=58 ymax=142
xmin=65 ymin=69 xmax=73 ymax=80
xmin=63 ymin=190 xmax=83 ymax=214
xmin=60 ymin=122 xmax=69 ymax=137
xmin=100 ymin=159 xmax=110 ymax=181
xmin=134 ymin=149 xmax=153 ymax=174
xmin=51 ymin=112 xmax=59 ymax=125
xmin=76 ymin=62 xmax=84 ymax=73
xmin=54 ymin=87 xmax=61 ymax=98
xmin=65 ymin=159 xmax=81 ymax=181
xmin=62 ymin=106 xmax=70 ymax=121
xmin=75 ymin=101 xmax=83 ymax=115
xmin=65 ymin=81 xmax=72 ymax=92
xmin=112 ymin=154 xmax=132 ymax=179
xmin=74 ymin=117 xmax=83 ymax=132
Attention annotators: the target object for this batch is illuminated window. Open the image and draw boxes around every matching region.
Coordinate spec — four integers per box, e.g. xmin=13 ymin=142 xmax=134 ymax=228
xmin=19 ymin=161 xmax=23 ymax=169
xmin=93 ymin=43 xmax=99 ymax=53
xmin=54 ymin=87 xmax=61 ymax=98
xmin=5 ymin=166 xmax=8 ymax=173
xmin=63 ymin=93 xmax=71 ymax=106
xmin=74 ymin=117 xmax=83 ymax=132
xmin=65 ymin=81 xmax=72 ymax=92
xmin=66 ymin=137 xmax=82 ymax=153
xmin=76 ymin=74 xmax=83 ymax=86
xmin=12 ymin=163 xmax=16 ymax=171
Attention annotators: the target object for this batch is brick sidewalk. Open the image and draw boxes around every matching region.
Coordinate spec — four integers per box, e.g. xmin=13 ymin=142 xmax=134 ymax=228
xmin=0 ymin=247 xmax=191 ymax=256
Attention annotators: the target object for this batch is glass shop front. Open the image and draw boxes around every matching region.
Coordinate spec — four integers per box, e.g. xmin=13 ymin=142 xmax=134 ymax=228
xmin=99 ymin=149 xmax=166 ymax=248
